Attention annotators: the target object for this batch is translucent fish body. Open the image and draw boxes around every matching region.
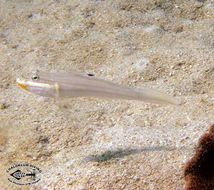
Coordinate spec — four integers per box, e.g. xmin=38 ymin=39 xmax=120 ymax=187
xmin=17 ymin=71 xmax=180 ymax=105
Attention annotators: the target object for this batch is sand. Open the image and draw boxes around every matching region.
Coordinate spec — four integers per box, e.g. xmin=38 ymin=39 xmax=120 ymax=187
xmin=0 ymin=0 xmax=214 ymax=189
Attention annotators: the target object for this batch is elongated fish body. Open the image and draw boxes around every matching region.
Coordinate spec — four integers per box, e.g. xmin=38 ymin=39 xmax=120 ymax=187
xmin=16 ymin=71 xmax=180 ymax=105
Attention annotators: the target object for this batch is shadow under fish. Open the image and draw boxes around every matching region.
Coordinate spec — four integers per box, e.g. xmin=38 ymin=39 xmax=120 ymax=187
xmin=85 ymin=146 xmax=189 ymax=163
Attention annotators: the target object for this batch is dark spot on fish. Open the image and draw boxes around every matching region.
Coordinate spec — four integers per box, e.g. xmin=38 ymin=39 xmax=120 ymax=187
xmin=31 ymin=75 xmax=39 ymax=80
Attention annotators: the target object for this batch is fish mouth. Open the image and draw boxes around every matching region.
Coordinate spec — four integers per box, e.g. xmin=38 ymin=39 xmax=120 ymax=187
xmin=16 ymin=78 xmax=29 ymax=91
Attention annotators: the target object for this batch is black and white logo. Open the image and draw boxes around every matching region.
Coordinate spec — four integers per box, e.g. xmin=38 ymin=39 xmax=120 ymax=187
xmin=7 ymin=163 xmax=42 ymax=185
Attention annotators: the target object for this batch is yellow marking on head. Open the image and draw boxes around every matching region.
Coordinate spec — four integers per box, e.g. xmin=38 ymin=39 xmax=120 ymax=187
xmin=16 ymin=78 xmax=29 ymax=91
xmin=54 ymin=82 xmax=60 ymax=98
xmin=17 ymin=83 xmax=28 ymax=91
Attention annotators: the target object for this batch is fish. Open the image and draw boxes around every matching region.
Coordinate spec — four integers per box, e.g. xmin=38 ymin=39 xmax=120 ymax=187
xmin=16 ymin=70 xmax=180 ymax=105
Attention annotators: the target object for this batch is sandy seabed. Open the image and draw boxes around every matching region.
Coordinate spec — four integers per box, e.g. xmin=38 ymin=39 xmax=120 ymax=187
xmin=0 ymin=0 xmax=214 ymax=189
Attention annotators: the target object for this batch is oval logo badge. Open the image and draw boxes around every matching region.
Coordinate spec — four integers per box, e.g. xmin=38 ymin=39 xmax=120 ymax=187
xmin=7 ymin=163 xmax=42 ymax=185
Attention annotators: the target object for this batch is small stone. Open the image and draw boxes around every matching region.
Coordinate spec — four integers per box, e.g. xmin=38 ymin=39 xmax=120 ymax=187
xmin=11 ymin=44 xmax=18 ymax=49
xmin=0 ymin=103 xmax=8 ymax=110
xmin=169 ymin=72 xmax=173 ymax=76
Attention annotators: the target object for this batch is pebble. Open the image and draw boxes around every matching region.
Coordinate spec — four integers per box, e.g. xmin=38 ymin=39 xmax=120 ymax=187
xmin=0 ymin=103 xmax=8 ymax=110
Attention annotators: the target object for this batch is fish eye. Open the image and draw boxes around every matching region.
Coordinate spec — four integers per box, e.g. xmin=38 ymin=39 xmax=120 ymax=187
xmin=31 ymin=75 xmax=39 ymax=80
